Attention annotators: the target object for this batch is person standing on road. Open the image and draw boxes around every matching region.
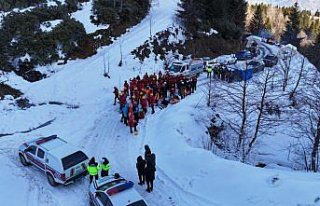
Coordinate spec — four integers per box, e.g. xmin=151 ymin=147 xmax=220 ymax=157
xmin=121 ymin=102 xmax=129 ymax=126
xmin=144 ymin=145 xmax=151 ymax=160
xmin=128 ymin=110 xmax=138 ymax=134
xmin=87 ymin=157 xmax=99 ymax=183
xmin=145 ymin=161 xmax=155 ymax=192
xmin=136 ymin=156 xmax=146 ymax=185
xmin=207 ymin=65 xmax=213 ymax=78
xmin=99 ymin=157 xmax=110 ymax=177
xmin=113 ymin=87 xmax=119 ymax=105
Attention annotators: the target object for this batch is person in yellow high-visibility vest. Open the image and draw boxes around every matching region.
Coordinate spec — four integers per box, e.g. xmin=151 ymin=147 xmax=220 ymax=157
xmin=99 ymin=157 xmax=110 ymax=177
xmin=87 ymin=157 xmax=99 ymax=183
xmin=207 ymin=66 xmax=213 ymax=78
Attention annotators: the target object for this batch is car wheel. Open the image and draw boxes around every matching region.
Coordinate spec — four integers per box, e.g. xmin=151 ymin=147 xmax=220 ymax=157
xmin=47 ymin=173 xmax=58 ymax=187
xmin=19 ymin=154 xmax=30 ymax=166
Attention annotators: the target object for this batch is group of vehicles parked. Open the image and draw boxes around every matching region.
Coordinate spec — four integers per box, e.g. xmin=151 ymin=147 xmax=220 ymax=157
xmin=167 ymin=40 xmax=279 ymax=80
xmin=18 ymin=135 xmax=148 ymax=206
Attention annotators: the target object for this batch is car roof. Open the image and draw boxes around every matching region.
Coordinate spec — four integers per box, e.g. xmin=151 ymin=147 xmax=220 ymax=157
xmin=49 ymin=144 xmax=81 ymax=159
xmin=108 ymin=188 xmax=144 ymax=206
xmin=40 ymin=137 xmax=67 ymax=151
xmin=94 ymin=176 xmax=146 ymax=205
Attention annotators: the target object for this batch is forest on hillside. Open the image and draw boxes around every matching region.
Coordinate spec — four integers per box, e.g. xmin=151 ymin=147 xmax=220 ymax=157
xmin=0 ymin=0 xmax=150 ymax=82
xmin=247 ymin=3 xmax=320 ymax=69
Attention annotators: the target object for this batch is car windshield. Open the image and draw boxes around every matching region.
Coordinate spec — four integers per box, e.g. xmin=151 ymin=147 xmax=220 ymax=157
xmin=266 ymin=55 xmax=274 ymax=59
xmin=170 ymin=64 xmax=182 ymax=73
xmin=249 ymin=62 xmax=258 ymax=66
xmin=62 ymin=151 xmax=88 ymax=170
xmin=127 ymin=200 xmax=148 ymax=206
xmin=98 ymin=179 xmax=127 ymax=191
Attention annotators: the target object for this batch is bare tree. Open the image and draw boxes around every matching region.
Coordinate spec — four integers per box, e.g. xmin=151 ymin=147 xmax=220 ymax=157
xmin=214 ymin=63 xmax=255 ymax=161
xmin=246 ymin=69 xmax=275 ymax=155
xmin=279 ymin=47 xmax=295 ymax=92
xmin=292 ymin=70 xmax=320 ymax=172
xmin=289 ymin=56 xmax=305 ymax=105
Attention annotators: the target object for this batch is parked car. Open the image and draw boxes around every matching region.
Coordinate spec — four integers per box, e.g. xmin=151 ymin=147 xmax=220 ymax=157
xmin=19 ymin=135 xmax=89 ymax=186
xmin=247 ymin=61 xmax=265 ymax=73
xmin=266 ymin=38 xmax=276 ymax=45
xmin=235 ymin=50 xmax=254 ymax=61
xmin=215 ymin=55 xmax=237 ymax=65
xmin=169 ymin=59 xmax=204 ymax=77
xmin=89 ymin=175 xmax=148 ymax=206
xmin=263 ymin=55 xmax=278 ymax=67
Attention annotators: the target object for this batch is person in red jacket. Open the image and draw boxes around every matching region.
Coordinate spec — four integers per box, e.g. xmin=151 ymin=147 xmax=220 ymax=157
xmin=141 ymin=96 xmax=148 ymax=113
xmin=149 ymin=93 xmax=155 ymax=114
xmin=128 ymin=111 xmax=137 ymax=133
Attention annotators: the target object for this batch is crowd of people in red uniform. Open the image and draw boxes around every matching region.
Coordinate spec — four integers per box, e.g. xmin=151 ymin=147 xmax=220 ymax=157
xmin=113 ymin=71 xmax=198 ymax=134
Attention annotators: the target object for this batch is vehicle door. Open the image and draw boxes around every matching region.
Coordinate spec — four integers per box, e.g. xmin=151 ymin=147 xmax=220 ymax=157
xmin=180 ymin=65 xmax=188 ymax=76
xmin=33 ymin=147 xmax=46 ymax=171
xmin=95 ymin=192 xmax=113 ymax=206
xmin=24 ymin=145 xmax=37 ymax=165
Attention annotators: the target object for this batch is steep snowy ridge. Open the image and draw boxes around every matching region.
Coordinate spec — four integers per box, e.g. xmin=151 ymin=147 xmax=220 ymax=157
xmin=1 ymin=0 xmax=320 ymax=206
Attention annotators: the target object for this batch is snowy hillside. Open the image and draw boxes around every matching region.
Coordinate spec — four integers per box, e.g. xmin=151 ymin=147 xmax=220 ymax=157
xmin=247 ymin=0 xmax=320 ymax=11
xmin=1 ymin=0 xmax=320 ymax=206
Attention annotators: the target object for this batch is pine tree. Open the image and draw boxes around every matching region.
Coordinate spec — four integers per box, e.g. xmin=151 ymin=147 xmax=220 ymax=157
xmin=228 ymin=0 xmax=247 ymax=31
xmin=248 ymin=4 xmax=265 ymax=35
xmin=316 ymin=32 xmax=320 ymax=44
xmin=282 ymin=2 xmax=301 ymax=46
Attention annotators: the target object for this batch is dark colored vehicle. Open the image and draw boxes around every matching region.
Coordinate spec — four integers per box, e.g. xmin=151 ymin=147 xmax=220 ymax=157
xmin=263 ymin=55 xmax=278 ymax=67
xmin=266 ymin=38 xmax=276 ymax=45
xmin=235 ymin=50 xmax=254 ymax=61
xmin=248 ymin=61 xmax=265 ymax=73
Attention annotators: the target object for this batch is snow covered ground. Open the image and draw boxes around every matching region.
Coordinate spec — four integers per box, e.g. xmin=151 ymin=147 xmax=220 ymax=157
xmin=71 ymin=0 xmax=108 ymax=34
xmin=1 ymin=0 xmax=320 ymax=206
xmin=40 ymin=20 xmax=63 ymax=32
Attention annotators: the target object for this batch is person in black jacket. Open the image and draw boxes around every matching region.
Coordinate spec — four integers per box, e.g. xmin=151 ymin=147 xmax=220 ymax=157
xmin=144 ymin=145 xmax=151 ymax=159
xmin=145 ymin=162 xmax=155 ymax=192
xmin=136 ymin=156 xmax=146 ymax=185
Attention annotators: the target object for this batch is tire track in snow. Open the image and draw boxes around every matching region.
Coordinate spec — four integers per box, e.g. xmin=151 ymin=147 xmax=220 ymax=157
xmin=0 ymin=144 xmax=90 ymax=206
xmin=0 ymin=148 xmax=60 ymax=206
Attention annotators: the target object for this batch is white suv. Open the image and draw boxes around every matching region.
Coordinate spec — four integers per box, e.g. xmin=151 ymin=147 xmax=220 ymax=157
xmin=89 ymin=175 xmax=148 ymax=206
xmin=19 ymin=135 xmax=89 ymax=186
